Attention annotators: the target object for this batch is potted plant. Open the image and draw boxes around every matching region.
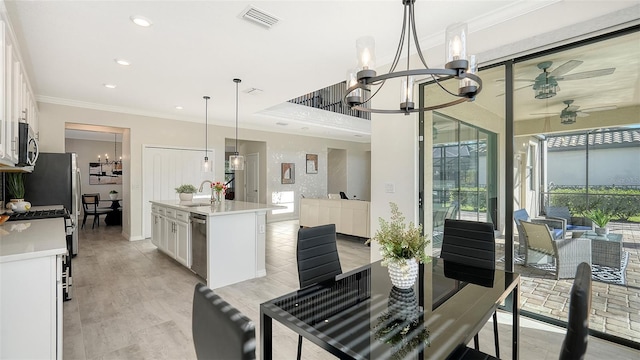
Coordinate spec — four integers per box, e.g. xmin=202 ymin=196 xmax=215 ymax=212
xmin=175 ymin=184 xmax=197 ymax=201
xmin=587 ymin=208 xmax=613 ymax=236
xmin=5 ymin=173 xmax=31 ymax=213
xmin=109 ymin=190 xmax=119 ymax=200
xmin=366 ymin=202 xmax=430 ymax=289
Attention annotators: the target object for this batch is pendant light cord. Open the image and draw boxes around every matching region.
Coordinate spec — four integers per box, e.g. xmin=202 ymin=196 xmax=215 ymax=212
xmin=233 ymin=78 xmax=241 ymax=154
xmin=203 ymin=96 xmax=210 ymax=158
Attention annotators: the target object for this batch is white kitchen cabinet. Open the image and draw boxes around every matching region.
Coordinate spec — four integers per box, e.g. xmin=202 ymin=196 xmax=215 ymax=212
xmin=151 ymin=204 xmax=190 ymax=266
xmin=0 ymin=19 xmax=38 ymax=167
xmin=150 ymin=205 xmax=162 ymax=247
xmin=1 ymin=218 xmax=66 ymax=359
xmin=164 ymin=208 xmax=177 ymax=258
xmin=174 ymin=210 xmax=191 ymax=266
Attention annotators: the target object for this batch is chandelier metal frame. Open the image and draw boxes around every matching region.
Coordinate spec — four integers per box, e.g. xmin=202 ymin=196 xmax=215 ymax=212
xmin=343 ymin=0 xmax=482 ymax=115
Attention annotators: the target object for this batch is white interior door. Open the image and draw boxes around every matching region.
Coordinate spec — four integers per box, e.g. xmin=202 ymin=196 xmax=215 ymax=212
xmin=142 ymin=146 xmax=214 ymax=238
xmin=245 ymin=153 xmax=259 ymax=203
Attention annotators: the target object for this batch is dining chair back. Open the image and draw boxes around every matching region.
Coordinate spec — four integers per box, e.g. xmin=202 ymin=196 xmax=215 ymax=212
xmin=297 ymin=224 xmax=343 ymax=288
xmin=296 ymin=224 xmax=342 ymax=359
xmin=81 ymin=194 xmax=112 ymax=229
xmin=192 ymin=283 xmax=256 ymax=360
xmin=441 ymin=219 xmax=495 ymax=269
xmin=559 ymin=262 xmax=592 ymax=360
xmin=441 ymin=219 xmax=499 ymax=357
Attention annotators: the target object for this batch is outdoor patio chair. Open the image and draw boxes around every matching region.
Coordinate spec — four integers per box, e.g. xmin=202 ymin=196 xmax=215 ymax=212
xmin=519 ymin=221 xmax=591 ymax=279
xmin=545 ymin=206 xmax=594 ymax=235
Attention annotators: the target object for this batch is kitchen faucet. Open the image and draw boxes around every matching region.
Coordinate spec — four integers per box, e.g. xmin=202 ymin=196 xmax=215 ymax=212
xmin=198 ymin=180 xmax=215 ymax=203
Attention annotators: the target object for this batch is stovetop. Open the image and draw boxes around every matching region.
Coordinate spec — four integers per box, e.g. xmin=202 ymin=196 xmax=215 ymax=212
xmin=7 ymin=209 xmax=70 ymax=221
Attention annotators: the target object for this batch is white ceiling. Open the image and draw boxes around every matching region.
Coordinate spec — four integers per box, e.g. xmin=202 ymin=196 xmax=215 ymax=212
xmin=3 ymin=1 xmax=638 ymax=143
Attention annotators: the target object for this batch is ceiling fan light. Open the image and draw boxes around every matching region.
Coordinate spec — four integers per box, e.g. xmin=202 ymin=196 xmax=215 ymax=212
xmin=560 ymin=110 xmax=576 ymax=125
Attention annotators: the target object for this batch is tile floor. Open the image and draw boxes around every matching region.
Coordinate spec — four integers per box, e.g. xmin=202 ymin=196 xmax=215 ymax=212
xmin=64 ymin=220 xmax=639 ymax=359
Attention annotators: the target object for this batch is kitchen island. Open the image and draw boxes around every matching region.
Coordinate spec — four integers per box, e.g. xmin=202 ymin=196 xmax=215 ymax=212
xmin=150 ymin=200 xmax=279 ymax=289
xmin=0 ymin=218 xmax=67 ymax=359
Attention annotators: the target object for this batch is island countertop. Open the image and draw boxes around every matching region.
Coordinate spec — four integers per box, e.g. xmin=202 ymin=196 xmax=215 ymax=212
xmin=0 ymin=218 xmax=67 ymax=263
xmin=150 ymin=199 xmax=282 ymax=216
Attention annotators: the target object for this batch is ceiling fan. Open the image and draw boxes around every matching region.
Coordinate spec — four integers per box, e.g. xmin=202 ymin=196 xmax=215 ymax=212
xmin=531 ymin=99 xmax=617 ymax=125
xmin=498 ymin=60 xmax=615 ymax=98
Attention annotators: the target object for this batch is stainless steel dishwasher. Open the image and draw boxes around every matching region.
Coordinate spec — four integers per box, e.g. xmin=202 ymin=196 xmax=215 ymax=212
xmin=190 ymin=213 xmax=207 ymax=280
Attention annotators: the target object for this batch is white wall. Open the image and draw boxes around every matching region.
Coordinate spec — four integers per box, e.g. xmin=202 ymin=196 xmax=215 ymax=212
xmin=37 ymin=102 xmax=370 ymax=239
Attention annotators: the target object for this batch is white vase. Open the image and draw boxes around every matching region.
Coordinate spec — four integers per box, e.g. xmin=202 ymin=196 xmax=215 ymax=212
xmin=387 ymin=258 xmax=419 ymax=289
xmin=595 ymin=226 xmax=609 ymax=236
xmin=6 ymin=199 xmax=31 ymax=213
xmin=109 ymin=193 xmax=118 ymax=200
xmin=179 ymin=193 xmax=193 ymax=201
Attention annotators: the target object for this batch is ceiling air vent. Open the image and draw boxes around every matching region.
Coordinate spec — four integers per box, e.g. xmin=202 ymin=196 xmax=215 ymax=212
xmin=240 ymin=5 xmax=280 ymax=28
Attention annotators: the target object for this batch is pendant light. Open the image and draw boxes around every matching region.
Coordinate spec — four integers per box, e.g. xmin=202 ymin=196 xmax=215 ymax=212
xmin=229 ymin=78 xmax=244 ymax=170
xmin=202 ymin=95 xmax=211 ymax=172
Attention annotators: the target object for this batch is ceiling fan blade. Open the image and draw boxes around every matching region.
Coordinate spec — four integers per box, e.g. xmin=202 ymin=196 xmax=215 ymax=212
xmin=576 ymin=112 xmax=590 ymax=117
xmin=530 ymin=112 xmax=558 ymax=116
xmin=549 ymin=60 xmax=583 ymax=77
xmin=556 ymin=68 xmax=615 ymax=81
xmin=566 ymin=105 xmax=580 ymax=112
xmin=582 ymin=105 xmax=617 ymax=112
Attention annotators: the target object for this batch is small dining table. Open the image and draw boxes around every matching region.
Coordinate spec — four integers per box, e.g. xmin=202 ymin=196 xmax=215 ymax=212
xmin=260 ymin=260 xmax=520 ymax=359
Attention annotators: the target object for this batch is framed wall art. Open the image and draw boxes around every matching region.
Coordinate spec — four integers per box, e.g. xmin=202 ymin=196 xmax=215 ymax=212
xmin=89 ymin=162 xmax=123 ymax=185
xmin=281 ymin=163 xmax=295 ymax=184
xmin=306 ymin=154 xmax=318 ymax=174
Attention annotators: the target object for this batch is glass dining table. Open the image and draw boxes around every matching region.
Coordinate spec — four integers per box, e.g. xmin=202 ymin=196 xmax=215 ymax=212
xmin=260 ymin=260 xmax=520 ymax=359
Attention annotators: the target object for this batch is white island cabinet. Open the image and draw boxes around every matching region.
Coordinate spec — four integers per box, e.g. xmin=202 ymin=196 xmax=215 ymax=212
xmin=0 ymin=218 xmax=67 ymax=359
xmin=150 ymin=200 xmax=280 ymax=289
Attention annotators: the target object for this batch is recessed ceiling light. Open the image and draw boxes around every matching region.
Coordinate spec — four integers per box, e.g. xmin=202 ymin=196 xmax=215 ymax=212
xmin=175 ymin=106 xmax=183 ymax=110
xmin=276 ymin=122 xmax=288 ymax=126
xmin=115 ymin=59 xmax=130 ymax=66
xmin=354 ymin=134 xmax=363 ymax=137
xmin=130 ymin=15 xmax=153 ymax=27
xmin=103 ymin=84 xmax=117 ymax=89
xmin=301 ymin=127 xmax=309 ymax=130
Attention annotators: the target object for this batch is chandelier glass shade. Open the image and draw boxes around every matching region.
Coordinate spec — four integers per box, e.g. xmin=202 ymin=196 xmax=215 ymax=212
xmin=343 ymin=0 xmax=482 ymax=115
xmin=97 ymin=133 xmax=122 ymax=166
xmin=229 ymin=78 xmax=244 ymax=171
xmin=202 ymin=96 xmax=211 ymax=172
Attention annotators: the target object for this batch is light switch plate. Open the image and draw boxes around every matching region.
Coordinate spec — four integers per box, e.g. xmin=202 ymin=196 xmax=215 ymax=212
xmin=384 ymin=183 xmax=395 ymax=193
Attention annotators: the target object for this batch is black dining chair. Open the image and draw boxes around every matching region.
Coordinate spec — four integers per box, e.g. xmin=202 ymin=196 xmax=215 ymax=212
xmin=192 ymin=283 xmax=256 ymax=360
xmin=296 ymin=224 xmax=342 ymax=360
xmin=81 ymin=194 xmax=112 ymax=229
xmin=441 ymin=219 xmax=500 ymax=357
xmin=449 ymin=262 xmax=592 ymax=360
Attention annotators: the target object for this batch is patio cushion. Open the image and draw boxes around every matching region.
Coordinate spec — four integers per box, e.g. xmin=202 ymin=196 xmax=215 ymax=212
xmin=566 ymin=224 xmax=593 ymax=232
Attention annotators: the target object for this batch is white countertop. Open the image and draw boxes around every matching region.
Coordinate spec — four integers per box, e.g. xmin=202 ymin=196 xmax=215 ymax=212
xmin=0 ymin=218 xmax=67 ymax=263
xmin=151 ymin=200 xmax=283 ymax=216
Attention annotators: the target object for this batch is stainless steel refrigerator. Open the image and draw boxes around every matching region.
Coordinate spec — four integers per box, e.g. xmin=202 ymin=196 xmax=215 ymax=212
xmin=24 ymin=152 xmax=81 ymax=255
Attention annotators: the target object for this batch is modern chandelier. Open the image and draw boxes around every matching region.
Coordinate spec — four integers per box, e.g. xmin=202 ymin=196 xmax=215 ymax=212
xmin=229 ymin=78 xmax=244 ymax=171
xmin=97 ymin=133 xmax=122 ymax=166
xmin=202 ymin=95 xmax=211 ymax=172
xmin=344 ymin=0 xmax=482 ymax=115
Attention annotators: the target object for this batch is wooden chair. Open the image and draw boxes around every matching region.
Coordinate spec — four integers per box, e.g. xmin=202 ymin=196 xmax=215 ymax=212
xmin=192 ymin=283 xmax=256 ymax=360
xmin=81 ymin=194 xmax=112 ymax=229
xmin=296 ymin=224 xmax=342 ymax=360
